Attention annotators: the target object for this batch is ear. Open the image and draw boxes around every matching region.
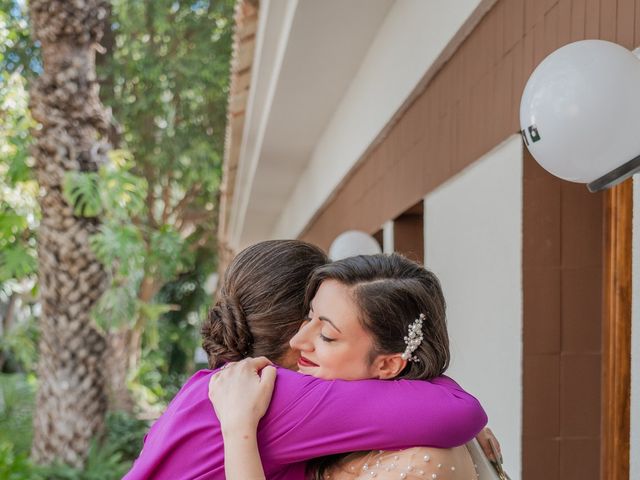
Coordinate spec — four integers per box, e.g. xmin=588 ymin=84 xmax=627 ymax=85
xmin=371 ymin=353 xmax=407 ymax=380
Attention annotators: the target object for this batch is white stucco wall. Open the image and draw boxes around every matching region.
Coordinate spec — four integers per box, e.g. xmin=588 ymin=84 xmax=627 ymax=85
xmin=631 ymin=174 xmax=639 ymax=480
xmin=271 ymin=0 xmax=493 ymax=239
xmin=382 ymin=221 xmax=394 ymax=254
xmin=423 ymin=135 xmax=523 ymax=478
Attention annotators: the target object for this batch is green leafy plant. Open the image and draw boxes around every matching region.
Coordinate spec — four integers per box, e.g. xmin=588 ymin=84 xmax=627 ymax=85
xmin=0 ymin=69 xmax=39 ymax=286
xmin=0 ymin=244 xmax=37 ymax=281
xmin=0 ymin=384 xmax=150 ymax=480
xmin=35 ymin=410 xmax=150 ymax=479
xmin=0 ymin=374 xmax=36 ymax=454
xmin=0 ymin=313 xmax=38 ymax=372
xmin=0 ymin=441 xmax=42 ymax=480
xmin=0 ymin=1 xmax=233 ymax=464
xmin=103 ymin=410 xmax=150 ymax=462
xmin=0 ymin=41 xmax=41 ymax=380
xmin=62 ymin=172 xmax=103 ymax=218
xmin=37 ymin=439 xmax=129 ymax=480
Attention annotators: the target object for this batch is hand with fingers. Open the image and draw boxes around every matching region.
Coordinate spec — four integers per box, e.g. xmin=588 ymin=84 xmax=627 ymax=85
xmin=476 ymin=426 xmax=510 ymax=479
xmin=475 ymin=427 xmax=502 ymax=463
xmin=209 ymin=356 xmax=277 ymax=433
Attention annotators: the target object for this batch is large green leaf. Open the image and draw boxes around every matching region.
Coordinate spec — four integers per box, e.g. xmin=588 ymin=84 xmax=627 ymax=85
xmin=62 ymin=172 xmax=103 ymax=218
xmin=101 ymin=165 xmax=148 ymax=219
xmin=0 ymin=245 xmax=37 ymax=281
xmin=0 ymin=212 xmax=28 ymax=241
xmin=147 ymin=225 xmax=191 ymax=281
xmin=89 ymin=222 xmax=145 ymax=277
xmin=92 ymin=284 xmax=139 ymax=331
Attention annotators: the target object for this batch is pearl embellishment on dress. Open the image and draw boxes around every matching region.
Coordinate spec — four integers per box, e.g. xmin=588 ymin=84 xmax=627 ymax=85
xmin=325 ymin=448 xmax=478 ymax=480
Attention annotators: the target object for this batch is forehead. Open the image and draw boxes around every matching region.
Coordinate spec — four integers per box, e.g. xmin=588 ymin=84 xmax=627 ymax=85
xmin=312 ymin=279 xmax=362 ymax=331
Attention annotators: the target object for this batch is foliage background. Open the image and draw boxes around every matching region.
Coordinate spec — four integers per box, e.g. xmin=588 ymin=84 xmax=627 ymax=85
xmin=0 ymin=0 xmax=234 ymax=475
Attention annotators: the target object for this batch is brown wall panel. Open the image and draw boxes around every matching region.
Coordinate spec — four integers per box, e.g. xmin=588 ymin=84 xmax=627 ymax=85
xmin=600 ymin=0 xmax=618 ymax=42
xmin=523 ymin=151 xmax=603 ymax=480
xmin=635 ymin=0 xmax=640 ymax=45
xmin=572 ymin=0 xmax=587 ymax=41
xmin=557 ymin=0 xmax=572 ymax=46
xmin=393 ymin=201 xmax=424 ymax=264
xmin=618 ymin=0 xmax=635 ymax=46
xmin=585 ymin=0 xmax=601 ymax=38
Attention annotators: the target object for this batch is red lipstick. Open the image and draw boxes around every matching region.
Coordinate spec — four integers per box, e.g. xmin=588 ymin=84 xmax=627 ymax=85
xmin=298 ymin=356 xmax=318 ymax=367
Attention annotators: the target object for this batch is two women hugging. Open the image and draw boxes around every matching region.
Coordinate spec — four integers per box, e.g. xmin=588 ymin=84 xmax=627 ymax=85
xmin=125 ymin=240 xmax=499 ymax=480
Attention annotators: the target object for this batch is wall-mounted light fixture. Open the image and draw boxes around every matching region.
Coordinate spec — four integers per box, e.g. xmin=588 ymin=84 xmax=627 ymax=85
xmin=520 ymin=40 xmax=640 ymax=192
xmin=328 ymin=230 xmax=382 ymax=261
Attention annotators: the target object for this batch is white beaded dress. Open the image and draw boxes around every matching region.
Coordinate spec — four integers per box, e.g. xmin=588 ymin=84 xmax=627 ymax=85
xmin=323 ymin=446 xmax=478 ymax=480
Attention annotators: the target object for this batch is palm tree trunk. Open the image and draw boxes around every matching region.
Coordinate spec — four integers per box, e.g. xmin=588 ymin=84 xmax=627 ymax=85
xmin=28 ymin=0 xmax=112 ymax=467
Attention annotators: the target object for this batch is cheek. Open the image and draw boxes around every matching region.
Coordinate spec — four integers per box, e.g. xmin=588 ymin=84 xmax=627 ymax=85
xmin=318 ymin=344 xmax=368 ymax=378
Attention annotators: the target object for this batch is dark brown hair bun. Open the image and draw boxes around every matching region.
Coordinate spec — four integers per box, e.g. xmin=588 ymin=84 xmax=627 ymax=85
xmin=201 ymin=240 xmax=329 ymax=367
xmin=201 ymin=296 xmax=253 ymax=365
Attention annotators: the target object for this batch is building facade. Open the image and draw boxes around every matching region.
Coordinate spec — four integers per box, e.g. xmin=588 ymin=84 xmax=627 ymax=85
xmin=219 ymin=1 xmax=639 ymax=478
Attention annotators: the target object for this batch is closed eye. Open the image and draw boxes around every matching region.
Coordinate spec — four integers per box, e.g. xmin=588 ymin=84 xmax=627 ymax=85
xmin=319 ymin=332 xmax=336 ymax=343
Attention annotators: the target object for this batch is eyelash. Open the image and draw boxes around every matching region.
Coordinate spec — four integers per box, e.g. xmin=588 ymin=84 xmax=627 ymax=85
xmin=305 ymin=314 xmax=335 ymax=342
xmin=319 ymin=333 xmax=335 ymax=343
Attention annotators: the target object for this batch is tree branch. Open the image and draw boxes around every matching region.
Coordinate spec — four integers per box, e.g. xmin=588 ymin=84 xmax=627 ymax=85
xmin=168 ymin=181 xmax=203 ymax=220
xmin=175 ymin=208 xmax=213 ymax=236
xmin=143 ymin=162 xmax=158 ymax=230
xmin=160 ymin=168 xmax=174 ymax=224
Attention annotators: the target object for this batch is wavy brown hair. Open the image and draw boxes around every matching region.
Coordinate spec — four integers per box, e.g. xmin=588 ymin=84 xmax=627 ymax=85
xmin=201 ymin=240 xmax=329 ymax=367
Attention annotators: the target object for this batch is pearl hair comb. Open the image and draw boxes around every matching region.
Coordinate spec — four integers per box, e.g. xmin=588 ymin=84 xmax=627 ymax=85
xmin=401 ymin=313 xmax=425 ymax=362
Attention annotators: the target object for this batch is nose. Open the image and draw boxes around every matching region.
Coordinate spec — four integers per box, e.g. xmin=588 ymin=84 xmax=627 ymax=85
xmin=289 ymin=319 xmax=315 ymax=352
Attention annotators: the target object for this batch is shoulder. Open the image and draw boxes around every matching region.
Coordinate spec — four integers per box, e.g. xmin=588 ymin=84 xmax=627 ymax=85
xmin=172 ymin=369 xmax=215 ymax=402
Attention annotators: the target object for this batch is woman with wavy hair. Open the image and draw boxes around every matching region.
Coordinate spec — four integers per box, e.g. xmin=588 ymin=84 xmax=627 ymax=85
xmin=124 ymin=241 xmax=488 ymax=480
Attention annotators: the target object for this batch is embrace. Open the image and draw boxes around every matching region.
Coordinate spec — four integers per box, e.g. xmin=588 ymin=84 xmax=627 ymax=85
xmin=124 ymin=240 xmax=499 ymax=480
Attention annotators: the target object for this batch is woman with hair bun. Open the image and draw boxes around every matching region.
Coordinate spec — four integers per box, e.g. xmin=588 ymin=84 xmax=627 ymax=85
xmin=124 ymin=242 xmax=488 ymax=480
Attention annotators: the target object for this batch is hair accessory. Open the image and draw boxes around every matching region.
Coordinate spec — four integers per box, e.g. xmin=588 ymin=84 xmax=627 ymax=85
xmin=401 ymin=313 xmax=425 ymax=362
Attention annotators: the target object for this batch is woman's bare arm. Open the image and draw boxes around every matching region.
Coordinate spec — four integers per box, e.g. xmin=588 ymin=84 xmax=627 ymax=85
xmin=209 ymin=358 xmax=276 ymax=480
xmin=220 ymin=428 xmax=264 ymax=480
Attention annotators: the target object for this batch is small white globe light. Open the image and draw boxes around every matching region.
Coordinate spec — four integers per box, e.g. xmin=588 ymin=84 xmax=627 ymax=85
xmin=328 ymin=230 xmax=382 ymax=260
xmin=520 ymin=40 xmax=640 ymax=191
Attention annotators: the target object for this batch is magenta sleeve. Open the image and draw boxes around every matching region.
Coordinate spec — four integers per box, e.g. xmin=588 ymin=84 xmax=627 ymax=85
xmin=256 ymin=368 xmax=488 ymax=465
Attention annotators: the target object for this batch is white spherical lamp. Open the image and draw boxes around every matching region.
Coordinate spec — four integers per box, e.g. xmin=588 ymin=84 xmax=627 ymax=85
xmin=328 ymin=230 xmax=382 ymax=260
xmin=520 ymin=40 xmax=640 ymax=191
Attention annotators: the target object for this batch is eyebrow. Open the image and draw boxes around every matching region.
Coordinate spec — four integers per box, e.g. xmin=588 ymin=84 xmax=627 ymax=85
xmin=319 ymin=316 xmax=342 ymax=333
xmin=309 ymin=302 xmax=342 ymax=333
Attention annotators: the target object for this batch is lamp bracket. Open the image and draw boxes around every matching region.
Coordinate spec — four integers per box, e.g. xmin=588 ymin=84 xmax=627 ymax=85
xmin=587 ymin=153 xmax=640 ymax=192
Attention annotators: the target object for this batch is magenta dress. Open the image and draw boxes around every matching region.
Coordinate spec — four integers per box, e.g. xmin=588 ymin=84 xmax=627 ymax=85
xmin=123 ymin=368 xmax=487 ymax=480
